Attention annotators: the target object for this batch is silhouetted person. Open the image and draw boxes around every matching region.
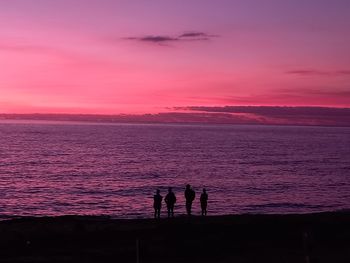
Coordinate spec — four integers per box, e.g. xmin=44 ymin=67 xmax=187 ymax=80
xmin=200 ymin=188 xmax=208 ymax=216
xmin=165 ymin=187 xmax=176 ymax=217
xmin=184 ymin=184 xmax=195 ymax=216
xmin=153 ymin=189 xmax=163 ymax=219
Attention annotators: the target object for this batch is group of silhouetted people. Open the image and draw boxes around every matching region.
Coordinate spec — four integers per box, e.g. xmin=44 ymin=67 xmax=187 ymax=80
xmin=153 ymin=184 xmax=208 ymax=218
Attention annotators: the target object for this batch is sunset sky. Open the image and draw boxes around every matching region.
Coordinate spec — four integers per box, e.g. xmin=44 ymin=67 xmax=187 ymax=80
xmin=1 ymin=0 xmax=350 ymax=114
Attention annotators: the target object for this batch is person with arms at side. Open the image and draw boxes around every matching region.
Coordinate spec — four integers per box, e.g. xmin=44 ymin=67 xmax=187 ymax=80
xmin=184 ymin=184 xmax=196 ymax=216
xmin=200 ymin=188 xmax=208 ymax=216
xmin=165 ymin=187 xmax=176 ymax=218
xmin=153 ymin=189 xmax=163 ymax=219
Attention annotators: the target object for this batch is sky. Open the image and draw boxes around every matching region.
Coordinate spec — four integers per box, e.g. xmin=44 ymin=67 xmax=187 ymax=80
xmin=1 ymin=0 xmax=350 ymax=115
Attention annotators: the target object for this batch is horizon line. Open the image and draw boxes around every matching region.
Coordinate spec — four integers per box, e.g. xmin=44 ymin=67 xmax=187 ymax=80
xmin=1 ymin=105 xmax=350 ymax=116
xmin=1 ymin=106 xmax=350 ymax=128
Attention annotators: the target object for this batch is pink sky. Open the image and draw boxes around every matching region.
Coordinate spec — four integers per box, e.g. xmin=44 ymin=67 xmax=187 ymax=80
xmin=1 ymin=0 xmax=350 ymax=114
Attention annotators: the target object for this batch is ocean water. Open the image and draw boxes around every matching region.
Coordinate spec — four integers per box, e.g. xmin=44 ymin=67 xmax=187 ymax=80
xmin=0 ymin=121 xmax=349 ymax=219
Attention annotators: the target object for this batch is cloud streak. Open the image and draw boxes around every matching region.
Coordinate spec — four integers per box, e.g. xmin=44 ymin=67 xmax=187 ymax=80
xmin=174 ymin=106 xmax=350 ymax=127
xmin=175 ymin=105 xmax=350 ymax=116
xmin=0 ymin=43 xmax=53 ymax=53
xmin=0 ymin=41 xmax=108 ymax=66
xmin=286 ymin=69 xmax=350 ymax=76
xmin=203 ymin=88 xmax=350 ymax=107
xmin=179 ymin=31 xmax=218 ymax=39
xmin=2 ymin=106 xmax=350 ymax=127
xmin=125 ymin=35 xmax=179 ymax=43
xmin=124 ymin=31 xmax=218 ymax=44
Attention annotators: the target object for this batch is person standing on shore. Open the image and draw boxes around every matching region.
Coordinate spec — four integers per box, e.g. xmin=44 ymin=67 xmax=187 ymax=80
xmin=184 ymin=184 xmax=196 ymax=216
xmin=153 ymin=189 xmax=163 ymax=219
xmin=165 ymin=187 xmax=176 ymax=218
xmin=200 ymin=188 xmax=208 ymax=216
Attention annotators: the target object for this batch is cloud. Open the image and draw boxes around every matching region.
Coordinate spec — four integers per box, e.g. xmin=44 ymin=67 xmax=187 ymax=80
xmin=0 ymin=112 xmax=258 ymax=125
xmin=2 ymin=106 xmax=350 ymax=127
xmin=0 ymin=42 xmax=78 ymax=61
xmin=179 ymin=32 xmax=208 ymax=38
xmin=125 ymin=35 xmax=179 ymax=43
xmin=179 ymin=31 xmax=218 ymax=39
xmin=0 ymin=41 xmax=106 ymax=66
xmin=336 ymin=70 xmax=350 ymax=75
xmin=186 ymin=87 xmax=350 ymax=107
xmin=282 ymin=88 xmax=350 ymax=97
xmin=174 ymin=106 xmax=350 ymax=126
xmin=124 ymin=31 xmax=218 ymax=45
xmin=0 ymin=43 xmax=52 ymax=53
xmin=286 ymin=69 xmax=350 ymax=76
xmin=175 ymin=105 xmax=350 ymax=116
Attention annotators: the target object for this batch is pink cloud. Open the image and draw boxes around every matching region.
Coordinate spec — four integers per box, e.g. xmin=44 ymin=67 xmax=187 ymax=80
xmin=286 ymin=69 xmax=350 ymax=76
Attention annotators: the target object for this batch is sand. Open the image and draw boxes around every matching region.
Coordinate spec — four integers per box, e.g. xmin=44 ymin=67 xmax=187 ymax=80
xmin=0 ymin=212 xmax=349 ymax=262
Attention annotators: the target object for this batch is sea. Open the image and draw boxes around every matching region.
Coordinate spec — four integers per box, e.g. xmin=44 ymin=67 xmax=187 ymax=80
xmin=0 ymin=120 xmax=349 ymax=219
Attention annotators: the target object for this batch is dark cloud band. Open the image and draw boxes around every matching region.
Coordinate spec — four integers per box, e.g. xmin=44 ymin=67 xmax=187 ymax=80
xmin=173 ymin=106 xmax=350 ymax=126
xmin=125 ymin=31 xmax=218 ymax=44
xmin=286 ymin=70 xmax=350 ymax=76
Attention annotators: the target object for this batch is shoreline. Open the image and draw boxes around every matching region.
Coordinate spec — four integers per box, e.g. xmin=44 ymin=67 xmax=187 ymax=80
xmin=1 ymin=209 xmax=349 ymax=219
xmin=1 ymin=208 xmax=349 ymax=221
xmin=0 ymin=211 xmax=349 ymax=262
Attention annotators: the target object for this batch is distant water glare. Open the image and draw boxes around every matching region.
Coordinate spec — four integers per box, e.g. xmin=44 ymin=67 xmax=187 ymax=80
xmin=0 ymin=121 xmax=349 ymax=219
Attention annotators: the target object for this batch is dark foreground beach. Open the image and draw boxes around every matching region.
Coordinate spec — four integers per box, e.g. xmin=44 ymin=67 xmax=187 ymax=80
xmin=0 ymin=212 xmax=349 ymax=263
